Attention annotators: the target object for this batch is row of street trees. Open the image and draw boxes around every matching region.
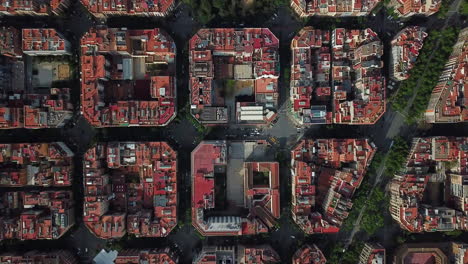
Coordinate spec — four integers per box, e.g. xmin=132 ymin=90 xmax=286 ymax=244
xmin=182 ymin=0 xmax=288 ymax=25
xmin=391 ymin=27 xmax=460 ymax=123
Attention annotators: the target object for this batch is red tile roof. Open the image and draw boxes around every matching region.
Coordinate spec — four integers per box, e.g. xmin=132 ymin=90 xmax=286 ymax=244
xmin=80 ymin=0 xmax=174 ymax=17
xmin=291 ymin=0 xmax=381 ymax=17
xmin=191 ymin=140 xmax=280 ymax=236
xmin=391 ymin=26 xmax=428 ymax=81
xmin=426 ymin=28 xmax=468 ymax=123
xmin=22 ymin=28 xmax=68 ymax=52
xmin=292 ymin=244 xmax=326 ymax=264
xmin=389 ymin=137 xmax=468 ymax=232
xmin=390 ymin=0 xmax=441 ymax=16
xmin=0 ymin=27 xmax=73 ymax=129
xmin=83 ymin=142 xmax=177 ymax=239
xmin=189 ymin=28 xmax=279 ymax=125
xmin=0 ymin=190 xmax=75 ymax=240
xmin=0 ymin=0 xmax=70 ymax=15
xmin=291 ymin=27 xmax=385 ymax=125
xmin=0 ymin=143 xmax=74 ymax=187
xmin=80 ymin=27 xmax=176 ymax=127
xmin=291 ymin=138 xmax=376 ymax=234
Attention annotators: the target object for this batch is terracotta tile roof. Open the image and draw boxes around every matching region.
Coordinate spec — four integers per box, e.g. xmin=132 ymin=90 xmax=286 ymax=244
xmin=292 ymin=244 xmax=326 ymax=264
xmin=291 ymin=27 xmax=385 ymax=125
xmin=80 ymin=27 xmax=176 ymax=127
xmin=0 ymin=0 xmax=70 ymax=15
xmin=426 ymin=28 xmax=468 ymax=123
xmin=191 ymin=140 xmax=280 ymax=236
xmin=0 ymin=190 xmax=75 ymax=240
xmin=80 ymin=0 xmax=174 ymax=16
xmin=0 ymin=27 xmax=73 ymax=129
xmin=291 ymin=138 xmax=376 ymax=234
xmin=189 ymin=28 xmax=279 ymax=125
xmin=389 ymin=137 xmax=468 ymax=233
xmin=291 ymin=0 xmax=381 ymax=17
xmin=0 ymin=143 xmax=74 ymax=187
xmin=83 ymin=142 xmax=177 ymax=239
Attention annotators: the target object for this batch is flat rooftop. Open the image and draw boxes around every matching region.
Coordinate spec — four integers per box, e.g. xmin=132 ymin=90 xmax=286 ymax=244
xmin=83 ymin=142 xmax=177 ymax=239
xmin=80 ymin=0 xmax=174 ymax=17
xmin=191 ymin=140 xmax=279 ymax=236
xmin=80 ymin=27 xmax=176 ymax=127
xmin=0 ymin=27 xmax=73 ymax=129
xmin=291 ymin=138 xmax=376 ymax=234
xmin=0 ymin=142 xmax=74 ymax=187
xmin=189 ymin=28 xmax=280 ymax=126
xmin=290 ymin=27 xmax=385 ymax=125
xmin=389 ymin=137 xmax=468 ymax=233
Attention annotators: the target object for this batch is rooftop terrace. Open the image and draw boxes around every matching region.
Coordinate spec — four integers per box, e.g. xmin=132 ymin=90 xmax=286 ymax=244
xmin=80 ymin=0 xmax=174 ymax=17
xmin=191 ymin=140 xmax=279 ymax=236
xmin=290 ymin=0 xmax=381 ymax=17
xmin=389 ymin=137 xmax=468 ymax=233
xmin=291 ymin=138 xmax=376 ymax=234
xmin=83 ymin=142 xmax=177 ymax=239
xmin=189 ymin=28 xmax=279 ymax=126
xmin=80 ymin=26 xmax=176 ymax=127
xmin=290 ymin=27 xmax=385 ymax=125
xmin=0 ymin=27 xmax=74 ymax=129
xmin=0 ymin=142 xmax=74 ymax=187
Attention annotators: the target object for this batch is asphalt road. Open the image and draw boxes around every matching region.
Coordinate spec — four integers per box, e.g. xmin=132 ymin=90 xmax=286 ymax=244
xmin=0 ymin=2 xmax=467 ymax=264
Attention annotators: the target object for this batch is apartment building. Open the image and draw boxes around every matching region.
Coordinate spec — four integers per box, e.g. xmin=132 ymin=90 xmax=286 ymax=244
xmin=191 ymin=140 xmax=279 ymax=236
xmin=390 ymin=26 xmax=428 ymax=81
xmin=189 ymin=28 xmax=280 ymax=125
xmin=83 ymin=142 xmax=177 ymax=239
xmin=80 ymin=27 xmax=177 ymax=127
xmin=290 ymin=27 xmax=385 ymax=125
xmin=291 ymin=0 xmax=381 ymax=17
xmin=291 ymin=138 xmax=376 ymax=234
xmin=426 ymin=28 xmax=467 ymax=123
xmin=389 ymin=137 xmax=468 ymax=233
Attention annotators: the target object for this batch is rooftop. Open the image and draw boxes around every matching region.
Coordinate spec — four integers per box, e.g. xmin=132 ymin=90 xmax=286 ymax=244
xmin=83 ymin=142 xmax=177 ymax=239
xmin=191 ymin=140 xmax=280 ymax=236
xmin=80 ymin=26 xmax=177 ymax=127
xmin=0 ymin=190 xmax=75 ymax=240
xmin=391 ymin=26 xmax=428 ymax=81
xmin=0 ymin=250 xmax=78 ymax=264
xmin=393 ymin=244 xmax=448 ymax=264
xmin=388 ymin=0 xmax=441 ymax=17
xmin=189 ymin=28 xmax=280 ymax=125
xmin=291 ymin=0 xmax=381 ymax=17
xmin=359 ymin=243 xmax=385 ymax=264
xmin=80 ymin=0 xmax=174 ymax=17
xmin=0 ymin=143 xmax=74 ymax=187
xmin=290 ymin=27 xmax=385 ymax=125
xmin=426 ymin=28 xmax=468 ymax=123
xmin=115 ymin=248 xmax=178 ymax=264
xmin=389 ymin=137 xmax=468 ymax=233
xmin=0 ymin=27 xmax=73 ymax=129
xmin=193 ymin=245 xmax=280 ymax=264
xmin=0 ymin=0 xmax=70 ymax=15
xmin=291 ymin=138 xmax=376 ymax=234
xmin=292 ymin=244 xmax=326 ymax=264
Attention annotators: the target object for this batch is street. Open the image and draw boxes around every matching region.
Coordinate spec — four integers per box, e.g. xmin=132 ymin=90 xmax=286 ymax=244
xmin=0 ymin=1 xmax=466 ymax=263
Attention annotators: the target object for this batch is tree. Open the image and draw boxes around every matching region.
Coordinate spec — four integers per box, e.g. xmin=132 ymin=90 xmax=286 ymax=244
xmin=197 ymin=0 xmax=214 ymax=24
